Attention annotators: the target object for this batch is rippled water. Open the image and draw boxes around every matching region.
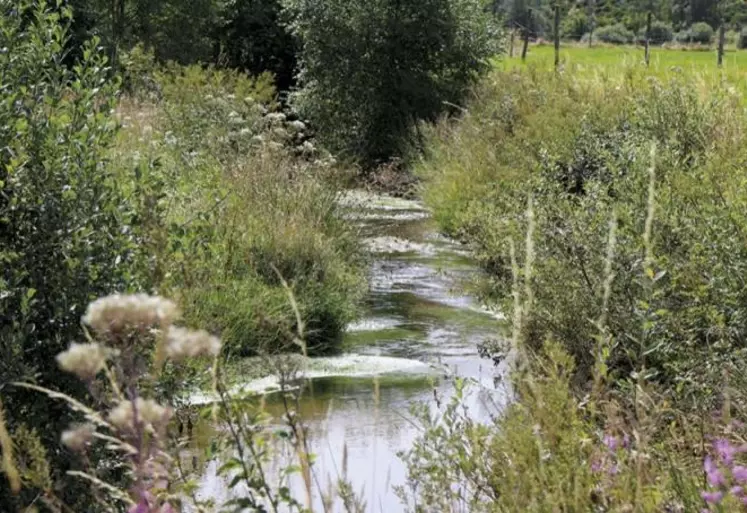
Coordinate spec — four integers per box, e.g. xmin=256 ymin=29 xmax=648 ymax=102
xmin=197 ymin=191 xmax=509 ymax=512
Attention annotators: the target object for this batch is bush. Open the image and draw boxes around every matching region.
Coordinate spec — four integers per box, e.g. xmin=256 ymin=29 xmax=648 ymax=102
xmin=637 ymin=21 xmax=674 ymax=45
xmin=594 ymin=24 xmax=635 ymax=44
xmin=738 ymin=27 xmax=747 ymax=49
xmin=418 ymin=68 xmax=747 ymax=411
xmin=0 ymin=1 xmax=145 ymax=509
xmin=112 ymin=65 xmax=367 ymax=357
xmin=560 ymin=6 xmax=589 ymax=40
xmin=285 ymin=0 xmax=500 ymax=168
xmin=689 ymin=22 xmax=715 ymax=44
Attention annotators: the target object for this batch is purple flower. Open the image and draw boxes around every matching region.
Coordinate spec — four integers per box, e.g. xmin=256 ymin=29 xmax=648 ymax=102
xmin=733 ymin=465 xmax=747 ymax=484
xmin=603 ymin=434 xmax=619 ymax=452
xmin=622 ymin=433 xmax=631 ymax=450
xmin=128 ymin=502 xmax=150 ymax=513
xmin=607 ymin=464 xmax=618 ymax=476
xmin=701 ymin=491 xmax=724 ymax=504
xmin=591 ymin=459 xmax=603 ymax=473
xmin=704 ymin=456 xmax=726 ymax=487
xmin=715 ymin=439 xmax=737 ymax=465
xmin=730 ymin=486 xmax=743 ymax=496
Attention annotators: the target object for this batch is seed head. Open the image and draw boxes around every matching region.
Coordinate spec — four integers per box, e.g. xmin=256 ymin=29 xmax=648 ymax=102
xmin=83 ymin=294 xmax=179 ymax=336
xmin=164 ymin=326 xmax=221 ymax=362
xmin=61 ymin=423 xmax=96 ymax=452
xmin=56 ymin=342 xmax=107 ymax=380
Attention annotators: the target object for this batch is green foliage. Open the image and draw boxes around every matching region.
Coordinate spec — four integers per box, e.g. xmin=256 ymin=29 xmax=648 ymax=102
xmin=216 ymin=0 xmax=298 ymax=90
xmin=112 ymin=65 xmax=366 ymax=357
xmin=560 ymin=6 xmax=590 ymax=40
xmin=418 ymin=66 xmax=747 ymax=412
xmin=638 ymin=21 xmax=674 ymax=44
xmin=0 ymin=0 xmax=146 ymax=509
xmin=400 ymin=343 xmax=704 ymax=512
xmin=285 ymin=0 xmax=501 ymax=168
xmin=594 ymin=23 xmax=635 ymax=44
xmin=688 ymin=21 xmax=715 ymax=43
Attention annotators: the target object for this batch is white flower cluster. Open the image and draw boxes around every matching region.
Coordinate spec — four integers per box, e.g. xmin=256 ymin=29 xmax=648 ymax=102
xmin=109 ymin=398 xmax=173 ymax=433
xmin=164 ymin=326 xmax=221 ymax=362
xmin=83 ymin=294 xmax=179 ymax=336
xmin=56 ymin=342 xmax=107 ymax=380
xmin=61 ymin=423 xmax=96 ymax=451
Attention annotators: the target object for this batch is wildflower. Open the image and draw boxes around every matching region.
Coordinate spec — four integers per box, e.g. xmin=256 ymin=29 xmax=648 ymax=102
xmin=704 ymin=456 xmax=726 ymax=487
xmin=61 ymin=423 xmax=96 ymax=451
xmin=83 ymin=294 xmax=179 ymax=336
xmin=590 ymin=459 xmax=603 ymax=473
xmin=603 ymin=434 xmax=619 ymax=452
xmin=164 ymin=326 xmax=221 ymax=362
xmin=622 ymin=433 xmax=631 ymax=449
xmin=109 ymin=398 xmax=173 ymax=433
xmin=715 ymin=438 xmax=737 ymax=465
xmin=56 ymin=342 xmax=107 ymax=380
xmin=733 ymin=465 xmax=747 ymax=484
xmin=701 ymin=491 xmax=723 ymax=504
xmin=730 ymin=486 xmax=743 ymax=496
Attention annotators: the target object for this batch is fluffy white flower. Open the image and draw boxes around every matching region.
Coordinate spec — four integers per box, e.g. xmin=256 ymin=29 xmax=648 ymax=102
xmin=109 ymin=398 xmax=173 ymax=433
xmin=61 ymin=423 xmax=96 ymax=451
xmin=83 ymin=294 xmax=179 ymax=336
xmin=165 ymin=326 xmax=221 ymax=362
xmin=56 ymin=342 xmax=107 ymax=380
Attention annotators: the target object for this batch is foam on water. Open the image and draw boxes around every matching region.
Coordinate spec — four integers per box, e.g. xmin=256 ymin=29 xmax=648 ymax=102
xmin=188 ymin=354 xmax=435 ymax=405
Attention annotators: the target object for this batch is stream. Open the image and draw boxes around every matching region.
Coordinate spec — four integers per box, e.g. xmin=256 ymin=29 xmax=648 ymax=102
xmin=197 ymin=191 xmax=509 ymax=512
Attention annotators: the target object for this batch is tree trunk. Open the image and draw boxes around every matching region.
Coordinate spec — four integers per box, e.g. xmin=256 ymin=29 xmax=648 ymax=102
xmin=718 ymin=22 xmax=726 ymax=67
xmin=554 ymin=3 xmax=561 ymax=69
xmin=521 ymin=10 xmax=531 ymax=61
xmin=588 ymin=0 xmax=595 ymax=47
xmin=645 ymin=11 xmax=652 ymax=67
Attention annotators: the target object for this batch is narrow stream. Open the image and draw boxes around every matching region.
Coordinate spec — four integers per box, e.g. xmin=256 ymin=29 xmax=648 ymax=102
xmin=197 ymin=191 xmax=509 ymax=512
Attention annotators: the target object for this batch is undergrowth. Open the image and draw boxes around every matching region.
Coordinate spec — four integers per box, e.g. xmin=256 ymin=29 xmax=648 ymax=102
xmin=112 ymin=52 xmax=367 ymax=358
xmin=409 ymin=60 xmax=747 ymax=511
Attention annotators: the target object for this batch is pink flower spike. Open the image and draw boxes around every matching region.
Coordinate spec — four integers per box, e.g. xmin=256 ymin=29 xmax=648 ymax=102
xmin=128 ymin=501 xmax=150 ymax=513
xmin=603 ymin=434 xmax=619 ymax=452
xmin=715 ymin=439 xmax=736 ymax=465
xmin=704 ymin=456 xmax=726 ymax=487
xmin=733 ymin=465 xmax=747 ymax=484
xmin=701 ymin=491 xmax=724 ymax=504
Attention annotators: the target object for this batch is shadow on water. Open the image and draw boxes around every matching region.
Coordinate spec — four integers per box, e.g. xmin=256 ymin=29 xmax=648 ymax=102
xmin=197 ymin=190 xmax=509 ymax=512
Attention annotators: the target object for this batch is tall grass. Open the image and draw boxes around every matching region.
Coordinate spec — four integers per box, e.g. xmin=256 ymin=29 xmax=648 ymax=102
xmin=406 ymin=59 xmax=747 ymax=511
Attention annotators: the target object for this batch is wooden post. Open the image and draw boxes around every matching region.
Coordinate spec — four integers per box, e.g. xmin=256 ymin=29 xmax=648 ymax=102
xmin=644 ymin=11 xmax=652 ymax=67
xmin=521 ymin=10 xmax=532 ymax=62
xmin=588 ymin=0 xmax=595 ymax=47
xmin=554 ymin=3 xmax=561 ymax=69
xmin=718 ymin=22 xmax=726 ymax=67
xmin=510 ymin=27 xmax=516 ymax=58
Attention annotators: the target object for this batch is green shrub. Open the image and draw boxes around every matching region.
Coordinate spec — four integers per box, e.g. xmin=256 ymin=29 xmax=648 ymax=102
xmin=418 ymin=68 xmax=747 ymax=410
xmin=0 ymin=1 xmax=145 ymax=509
xmin=594 ymin=24 xmax=635 ymax=44
xmin=285 ymin=0 xmax=500 ymax=168
xmin=689 ymin=22 xmax=714 ymax=44
xmin=637 ymin=21 xmax=674 ymax=45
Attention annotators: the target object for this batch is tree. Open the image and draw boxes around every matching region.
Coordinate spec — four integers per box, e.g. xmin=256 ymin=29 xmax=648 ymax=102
xmin=217 ymin=0 xmax=298 ymax=91
xmin=285 ymin=0 xmax=500 ymax=168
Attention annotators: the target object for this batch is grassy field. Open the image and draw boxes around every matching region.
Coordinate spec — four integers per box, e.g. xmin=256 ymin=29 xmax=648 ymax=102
xmin=501 ymin=44 xmax=747 ymax=94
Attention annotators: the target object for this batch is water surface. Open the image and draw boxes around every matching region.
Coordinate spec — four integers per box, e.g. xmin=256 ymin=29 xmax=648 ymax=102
xmin=197 ymin=191 xmax=509 ymax=511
